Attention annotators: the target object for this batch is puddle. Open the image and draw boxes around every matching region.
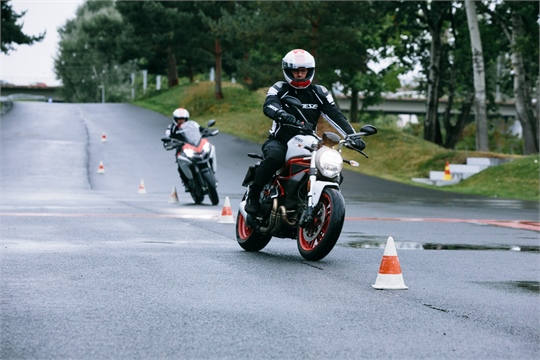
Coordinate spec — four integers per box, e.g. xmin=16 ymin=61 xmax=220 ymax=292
xmin=476 ymin=281 xmax=540 ymax=293
xmin=343 ymin=240 xmax=539 ymax=252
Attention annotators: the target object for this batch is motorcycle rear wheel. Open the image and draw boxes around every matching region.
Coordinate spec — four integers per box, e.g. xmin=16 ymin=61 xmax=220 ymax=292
xmin=236 ymin=196 xmax=272 ymax=252
xmin=297 ymin=187 xmax=345 ymax=261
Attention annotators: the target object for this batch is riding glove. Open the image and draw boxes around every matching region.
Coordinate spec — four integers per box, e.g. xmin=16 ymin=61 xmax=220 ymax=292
xmin=275 ymin=110 xmax=300 ymax=126
xmin=350 ymin=138 xmax=366 ymax=151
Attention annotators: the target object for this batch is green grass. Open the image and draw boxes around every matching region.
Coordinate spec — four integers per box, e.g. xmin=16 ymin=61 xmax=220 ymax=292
xmin=134 ymin=81 xmax=540 ymax=202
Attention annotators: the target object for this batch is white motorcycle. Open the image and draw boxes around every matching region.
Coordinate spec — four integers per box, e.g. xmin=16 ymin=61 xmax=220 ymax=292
xmin=161 ymin=120 xmax=219 ymax=205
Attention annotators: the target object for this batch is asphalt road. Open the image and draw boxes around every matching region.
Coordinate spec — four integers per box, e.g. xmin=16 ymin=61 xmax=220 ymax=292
xmin=1 ymin=102 xmax=539 ymax=359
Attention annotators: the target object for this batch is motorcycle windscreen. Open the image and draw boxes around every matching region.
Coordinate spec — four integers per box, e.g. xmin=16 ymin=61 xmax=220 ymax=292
xmin=179 ymin=121 xmax=203 ymax=145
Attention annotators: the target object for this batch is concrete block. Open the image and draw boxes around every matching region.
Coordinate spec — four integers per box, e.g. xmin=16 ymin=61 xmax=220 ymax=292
xmin=449 ymin=164 xmax=482 ymax=179
xmin=429 ymin=171 xmax=446 ymax=180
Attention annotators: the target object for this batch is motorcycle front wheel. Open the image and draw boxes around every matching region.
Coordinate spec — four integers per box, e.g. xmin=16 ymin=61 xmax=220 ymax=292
xmin=202 ymin=170 xmax=219 ymax=206
xmin=297 ymin=187 xmax=345 ymax=261
xmin=189 ymin=184 xmax=204 ymax=204
xmin=236 ymin=195 xmax=272 ymax=252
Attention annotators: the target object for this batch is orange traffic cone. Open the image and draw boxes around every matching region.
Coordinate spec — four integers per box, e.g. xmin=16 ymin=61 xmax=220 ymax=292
xmin=168 ymin=185 xmax=179 ymax=203
xmin=218 ymin=196 xmax=235 ymax=223
xmin=372 ymin=236 xmax=408 ymax=290
xmin=443 ymin=161 xmax=452 ymax=180
xmin=97 ymin=161 xmax=105 ymax=174
xmin=138 ymin=179 xmax=147 ymax=194
xmin=101 ymin=133 xmax=107 ymax=142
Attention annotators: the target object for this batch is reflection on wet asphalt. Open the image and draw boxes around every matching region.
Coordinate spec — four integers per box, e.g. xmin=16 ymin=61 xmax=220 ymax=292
xmin=342 ymin=240 xmax=540 ymax=253
xmin=346 ymin=195 xmax=539 ymax=211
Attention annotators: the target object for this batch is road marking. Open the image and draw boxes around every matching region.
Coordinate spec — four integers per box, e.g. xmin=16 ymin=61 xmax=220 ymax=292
xmin=1 ymin=213 xmax=537 ymax=231
xmin=345 ymin=217 xmax=540 ymax=232
xmin=0 ymin=212 xmax=220 ymax=220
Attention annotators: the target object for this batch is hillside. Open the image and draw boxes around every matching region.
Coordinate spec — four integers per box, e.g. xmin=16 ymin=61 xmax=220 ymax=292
xmin=134 ymin=81 xmax=539 ymax=202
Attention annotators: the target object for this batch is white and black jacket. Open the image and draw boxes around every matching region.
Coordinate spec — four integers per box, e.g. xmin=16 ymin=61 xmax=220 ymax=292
xmin=262 ymin=81 xmax=355 ymax=143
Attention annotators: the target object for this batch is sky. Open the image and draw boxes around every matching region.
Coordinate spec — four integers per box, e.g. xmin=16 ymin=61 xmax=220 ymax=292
xmin=1 ymin=0 xmax=84 ymax=86
xmin=0 ymin=0 xmax=420 ymax=88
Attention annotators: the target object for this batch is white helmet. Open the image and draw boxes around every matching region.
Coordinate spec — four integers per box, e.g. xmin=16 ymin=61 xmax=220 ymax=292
xmin=172 ymin=108 xmax=189 ymax=122
xmin=282 ymin=49 xmax=316 ymax=89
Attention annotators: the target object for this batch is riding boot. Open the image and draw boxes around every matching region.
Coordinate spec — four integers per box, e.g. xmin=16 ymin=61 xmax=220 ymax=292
xmin=244 ymin=185 xmax=262 ymax=215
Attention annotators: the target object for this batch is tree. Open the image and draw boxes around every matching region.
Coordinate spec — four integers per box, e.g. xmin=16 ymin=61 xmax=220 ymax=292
xmin=464 ymin=0 xmax=489 ymax=151
xmin=481 ymin=1 xmax=539 ymax=154
xmin=1 ymin=0 xmax=45 ymax=54
xmin=195 ymin=1 xmax=240 ymax=100
xmin=318 ymin=1 xmax=395 ymax=123
xmin=389 ymin=1 xmax=453 ymax=145
xmin=388 ymin=1 xmax=495 ymax=150
xmin=116 ymin=1 xmax=198 ymax=89
xmin=55 ymin=1 xmax=131 ymax=102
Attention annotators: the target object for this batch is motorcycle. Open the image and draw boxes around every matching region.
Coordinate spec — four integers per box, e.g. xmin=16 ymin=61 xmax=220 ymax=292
xmin=161 ymin=119 xmax=220 ymax=205
xmin=236 ymin=96 xmax=377 ymax=261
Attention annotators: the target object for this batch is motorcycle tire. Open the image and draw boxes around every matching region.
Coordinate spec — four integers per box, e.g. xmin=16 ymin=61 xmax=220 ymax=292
xmin=202 ymin=170 xmax=219 ymax=206
xmin=190 ymin=186 xmax=204 ymax=204
xmin=297 ymin=187 xmax=345 ymax=261
xmin=236 ymin=195 xmax=272 ymax=252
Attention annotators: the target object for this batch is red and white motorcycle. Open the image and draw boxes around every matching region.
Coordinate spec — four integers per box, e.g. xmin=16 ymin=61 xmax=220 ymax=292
xmin=236 ymin=96 xmax=377 ymax=261
xmin=161 ymin=120 xmax=219 ymax=205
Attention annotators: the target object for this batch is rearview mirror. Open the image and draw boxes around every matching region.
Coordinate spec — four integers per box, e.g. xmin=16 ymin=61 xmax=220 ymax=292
xmin=360 ymin=124 xmax=377 ymax=136
xmin=207 ymin=119 xmax=216 ymax=127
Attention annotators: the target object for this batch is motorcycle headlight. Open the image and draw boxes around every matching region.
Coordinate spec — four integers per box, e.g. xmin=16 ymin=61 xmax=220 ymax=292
xmin=184 ymin=148 xmax=195 ymax=158
xmin=202 ymin=142 xmax=210 ymax=153
xmin=315 ymin=147 xmax=343 ymax=178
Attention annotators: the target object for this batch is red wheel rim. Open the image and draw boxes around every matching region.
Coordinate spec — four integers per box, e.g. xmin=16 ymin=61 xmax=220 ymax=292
xmin=298 ymin=192 xmax=332 ymax=251
xmin=237 ymin=212 xmax=253 ymax=240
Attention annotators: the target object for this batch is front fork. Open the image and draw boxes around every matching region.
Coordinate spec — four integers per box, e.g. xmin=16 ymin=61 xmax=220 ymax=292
xmin=299 ymin=149 xmax=339 ymax=227
xmin=177 ymin=156 xmax=205 ymax=191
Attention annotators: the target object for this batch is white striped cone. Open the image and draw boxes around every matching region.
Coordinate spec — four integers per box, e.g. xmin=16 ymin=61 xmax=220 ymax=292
xmin=218 ymin=196 xmax=235 ymax=224
xmin=372 ymin=236 xmax=408 ymax=290
xmin=97 ymin=161 xmax=105 ymax=174
xmin=138 ymin=179 xmax=147 ymax=194
xmin=169 ymin=185 xmax=179 ymax=203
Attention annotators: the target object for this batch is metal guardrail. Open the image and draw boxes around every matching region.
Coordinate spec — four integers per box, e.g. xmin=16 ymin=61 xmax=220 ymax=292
xmin=5 ymin=93 xmax=47 ymax=101
xmin=0 ymin=96 xmax=13 ymax=115
xmin=0 ymin=94 xmax=50 ymax=115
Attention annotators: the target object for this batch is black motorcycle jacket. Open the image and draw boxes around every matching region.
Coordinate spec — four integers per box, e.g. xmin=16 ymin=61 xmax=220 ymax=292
xmin=263 ymin=81 xmax=355 ymax=143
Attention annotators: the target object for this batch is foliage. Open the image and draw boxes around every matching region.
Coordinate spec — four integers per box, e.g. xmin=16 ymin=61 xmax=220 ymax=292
xmin=52 ymin=0 xmax=538 ymax=154
xmin=1 ymin=0 xmax=45 ymax=54
xmin=55 ymin=1 xmax=131 ymax=102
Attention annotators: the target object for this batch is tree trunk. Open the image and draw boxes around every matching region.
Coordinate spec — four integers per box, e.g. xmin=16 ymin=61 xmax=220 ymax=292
xmin=511 ymin=15 xmax=538 ymax=154
xmin=167 ymin=49 xmax=178 ymax=88
xmin=214 ymin=38 xmax=224 ymax=100
xmin=349 ymin=89 xmax=359 ymax=123
xmin=424 ymin=33 xmax=442 ymax=144
xmin=465 ymin=0 xmax=489 ymax=151
xmin=444 ymin=93 xmax=474 ymax=149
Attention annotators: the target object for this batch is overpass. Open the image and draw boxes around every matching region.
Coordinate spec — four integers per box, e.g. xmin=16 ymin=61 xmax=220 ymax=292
xmin=0 ymin=85 xmax=62 ymax=102
xmin=336 ymin=95 xmax=517 ymax=118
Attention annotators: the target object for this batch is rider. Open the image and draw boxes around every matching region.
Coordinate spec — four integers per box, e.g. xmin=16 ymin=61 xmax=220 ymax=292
xmin=244 ymin=49 xmax=366 ymax=215
xmin=166 ymin=107 xmax=203 ymax=140
xmin=165 ymin=107 xmax=204 ymax=191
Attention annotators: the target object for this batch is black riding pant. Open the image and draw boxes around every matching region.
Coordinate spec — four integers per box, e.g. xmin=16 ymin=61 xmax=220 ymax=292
xmin=252 ymin=137 xmax=287 ymax=192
